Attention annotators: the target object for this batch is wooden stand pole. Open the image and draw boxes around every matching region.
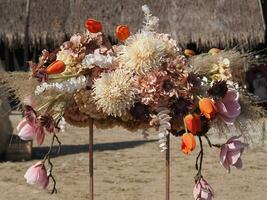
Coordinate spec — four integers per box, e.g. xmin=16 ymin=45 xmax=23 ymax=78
xmin=89 ymin=118 xmax=94 ymax=200
xmin=166 ymin=134 xmax=170 ymax=200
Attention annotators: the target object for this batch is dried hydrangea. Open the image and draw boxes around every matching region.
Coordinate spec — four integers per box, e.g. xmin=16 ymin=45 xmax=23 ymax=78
xmin=92 ymin=69 xmax=135 ymax=117
xmin=118 ymin=32 xmax=166 ymax=75
xmin=133 ymin=54 xmax=192 ymax=109
xmin=157 ymin=33 xmax=180 ymax=57
xmin=134 ymin=70 xmax=175 ymax=108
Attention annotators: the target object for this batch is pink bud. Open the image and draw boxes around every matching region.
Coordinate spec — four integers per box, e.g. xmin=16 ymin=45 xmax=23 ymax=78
xmin=193 ymin=177 xmax=214 ymax=200
xmin=24 ymin=161 xmax=49 ymax=189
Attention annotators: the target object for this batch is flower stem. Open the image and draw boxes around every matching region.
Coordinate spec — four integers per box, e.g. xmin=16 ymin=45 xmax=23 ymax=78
xmin=42 ymin=132 xmax=61 ymax=194
xmin=204 ymin=135 xmax=221 ymax=148
xmin=195 ymin=135 xmax=203 ymax=181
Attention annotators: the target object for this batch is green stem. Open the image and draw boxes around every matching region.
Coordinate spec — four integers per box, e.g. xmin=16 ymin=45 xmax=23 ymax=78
xmin=48 ymin=73 xmax=80 ymax=80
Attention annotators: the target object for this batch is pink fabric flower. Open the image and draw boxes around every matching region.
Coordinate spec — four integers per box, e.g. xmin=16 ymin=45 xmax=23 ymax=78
xmin=215 ymin=88 xmax=241 ymax=124
xmin=17 ymin=118 xmax=46 ymax=145
xmin=193 ymin=177 xmax=214 ymax=200
xmin=220 ymin=135 xmax=247 ymax=173
xmin=35 ymin=126 xmax=45 ymax=146
xmin=17 ymin=105 xmax=59 ymax=145
xmin=24 ymin=161 xmax=49 ymax=189
xmin=17 ymin=118 xmax=36 ymax=141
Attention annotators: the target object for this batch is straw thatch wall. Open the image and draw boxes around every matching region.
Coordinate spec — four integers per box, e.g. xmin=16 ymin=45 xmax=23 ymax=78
xmin=0 ymin=84 xmax=12 ymax=156
xmin=0 ymin=0 xmax=265 ymax=49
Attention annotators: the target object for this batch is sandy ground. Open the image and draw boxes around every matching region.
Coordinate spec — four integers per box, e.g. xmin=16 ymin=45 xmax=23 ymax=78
xmin=0 ymin=115 xmax=267 ymax=200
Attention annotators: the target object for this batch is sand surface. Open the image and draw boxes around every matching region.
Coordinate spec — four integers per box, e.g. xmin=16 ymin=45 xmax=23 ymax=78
xmin=0 ymin=115 xmax=267 ymax=200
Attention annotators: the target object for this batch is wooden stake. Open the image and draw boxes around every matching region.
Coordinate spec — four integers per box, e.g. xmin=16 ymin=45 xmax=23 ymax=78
xmin=166 ymin=134 xmax=170 ymax=200
xmin=89 ymin=118 xmax=94 ymax=200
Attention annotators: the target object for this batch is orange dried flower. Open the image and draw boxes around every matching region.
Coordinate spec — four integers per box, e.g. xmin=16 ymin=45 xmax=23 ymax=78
xmin=116 ymin=25 xmax=130 ymax=41
xmin=181 ymin=133 xmax=196 ymax=154
xmin=199 ymin=98 xmax=217 ymax=120
xmin=184 ymin=49 xmax=195 ymax=57
xmin=208 ymin=48 xmax=221 ymax=55
xmin=46 ymin=60 xmax=65 ymax=74
xmin=85 ymin=18 xmax=102 ymax=33
xmin=184 ymin=114 xmax=201 ymax=135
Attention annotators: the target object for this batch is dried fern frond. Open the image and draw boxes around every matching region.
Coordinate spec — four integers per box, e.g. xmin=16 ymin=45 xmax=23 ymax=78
xmin=0 ymin=72 xmax=35 ymax=104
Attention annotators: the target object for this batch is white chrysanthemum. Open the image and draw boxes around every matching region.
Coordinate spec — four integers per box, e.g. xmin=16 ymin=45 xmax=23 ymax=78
xmin=92 ymin=69 xmax=135 ymax=117
xmin=119 ymin=32 xmax=166 ymax=75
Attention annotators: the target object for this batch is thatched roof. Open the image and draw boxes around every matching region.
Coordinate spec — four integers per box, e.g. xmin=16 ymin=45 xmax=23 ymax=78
xmin=0 ymin=0 xmax=265 ymax=49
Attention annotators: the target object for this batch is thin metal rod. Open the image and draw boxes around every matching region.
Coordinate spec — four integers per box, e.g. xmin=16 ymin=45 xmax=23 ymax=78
xmin=166 ymin=134 xmax=170 ymax=200
xmin=89 ymin=118 xmax=94 ymax=200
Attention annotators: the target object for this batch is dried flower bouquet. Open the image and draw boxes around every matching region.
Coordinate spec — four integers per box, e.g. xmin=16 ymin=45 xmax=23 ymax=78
xmin=17 ymin=5 xmax=265 ymax=199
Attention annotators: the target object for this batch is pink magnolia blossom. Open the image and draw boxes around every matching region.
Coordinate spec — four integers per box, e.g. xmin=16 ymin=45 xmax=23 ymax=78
xmin=24 ymin=161 xmax=49 ymax=189
xmin=215 ymin=88 xmax=241 ymax=124
xmin=17 ymin=118 xmax=46 ymax=145
xmin=193 ymin=177 xmax=214 ymax=200
xmin=220 ymin=135 xmax=247 ymax=173
xmin=17 ymin=118 xmax=36 ymax=141
xmin=17 ymin=105 xmax=59 ymax=145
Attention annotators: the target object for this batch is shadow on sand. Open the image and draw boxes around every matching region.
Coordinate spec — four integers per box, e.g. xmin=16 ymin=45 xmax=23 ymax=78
xmin=32 ymin=139 xmax=157 ymax=159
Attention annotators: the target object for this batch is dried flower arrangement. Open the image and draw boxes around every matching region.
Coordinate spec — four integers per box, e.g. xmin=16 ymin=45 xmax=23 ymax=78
xmin=17 ymin=5 xmax=265 ymax=200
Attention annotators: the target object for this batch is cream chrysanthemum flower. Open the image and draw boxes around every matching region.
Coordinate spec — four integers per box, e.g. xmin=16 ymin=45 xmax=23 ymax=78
xmin=92 ymin=69 xmax=135 ymax=117
xmin=119 ymin=32 xmax=166 ymax=75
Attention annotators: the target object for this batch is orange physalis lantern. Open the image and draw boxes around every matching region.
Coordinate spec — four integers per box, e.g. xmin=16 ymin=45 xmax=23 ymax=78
xmin=46 ymin=60 xmax=65 ymax=74
xmin=181 ymin=133 xmax=196 ymax=154
xmin=184 ymin=114 xmax=201 ymax=135
xmin=115 ymin=25 xmax=130 ymax=41
xmin=85 ymin=18 xmax=102 ymax=33
xmin=199 ymin=98 xmax=217 ymax=120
